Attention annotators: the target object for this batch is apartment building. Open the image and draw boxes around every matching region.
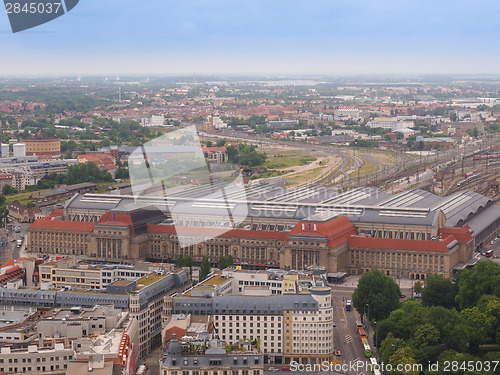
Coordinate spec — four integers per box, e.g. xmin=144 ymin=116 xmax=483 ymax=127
xmin=0 ymin=268 xmax=189 ymax=358
xmin=0 ymin=343 xmax=74 ymax=374
xmin=171 ymin=286 xmax=334 ymax=365
xmin=38 ymin=258 xmax=166 ymax=290
xmin=160 ymin=337 xmax=264 ymax=375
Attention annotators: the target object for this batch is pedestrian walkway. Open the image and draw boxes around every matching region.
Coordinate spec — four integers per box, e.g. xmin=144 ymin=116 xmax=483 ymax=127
xmin=333 ymin=274 xmax=416 ymax=290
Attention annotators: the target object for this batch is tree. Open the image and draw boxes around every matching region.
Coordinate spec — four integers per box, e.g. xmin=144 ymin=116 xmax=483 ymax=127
xmin=379 ymin=332 xmax=406 ymax=364
xmin=205 ymin=140 xmax=213 ymax=147
xmin=183 ymin=255 xmax=193 ymax=269
xmin=238 ymin=145 xmax=266 ymax=167
xmin=413 ymin=281 xmax=423 ymax=296
xmin=216 ymin=139 xmax=226 ymax=147
xmin=352 ymin=269 xmax=401 ymax=321
xmin=200 ymin=256 xmax=211 ymax=282
xmin=429 ymin=350 xmax=487 ymax=375
xmin=0 ymin=207 xmax=8 ymax=228
xmin=455 ymin=261 xmax=500 ymax=309
xmin=411 ymin=323 xmax=440 ymax=348
xmin=460 ymin=307 xmax=494 ymax=349
xmin=226 ymin=145 xmax=239 ymax=164
xmin=176 ymin=254 xmax=184 ymax=268
xmin=2 ymin=185 xmax=18 ymax=196
xmin=0 ymin=194 xmax=5 ymax=206
xmin=115 ymin=167 xmax=129 ymax=179
xmin=218 ymin=255 xmax=228 ymax=270
xmin=476 ymin=295 xmax=500 ymax=344
xmin=388 ymin=346 xmax=419 ymax=375
xmin=422 ymin=274 xmax=457 ymax=309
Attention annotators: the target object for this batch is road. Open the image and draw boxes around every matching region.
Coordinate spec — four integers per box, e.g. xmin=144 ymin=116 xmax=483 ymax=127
xmin=0 ymin=219 xmax=30 ymax=265
xmin=332 ymin=289 xmax=372 ymax=375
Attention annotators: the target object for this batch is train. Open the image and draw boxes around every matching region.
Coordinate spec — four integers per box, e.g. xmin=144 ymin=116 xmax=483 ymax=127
xmin=357 ymin=326 xmax=372 ymax=357
xmin=457 ymin=173 xmax=481 ymax=187
xmin=474 ymin=154 xmax=500 ymax=160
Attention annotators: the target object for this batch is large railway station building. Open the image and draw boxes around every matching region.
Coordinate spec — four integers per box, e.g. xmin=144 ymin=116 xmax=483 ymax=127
xmin=27 ymin=183 xmax=500 ymax=279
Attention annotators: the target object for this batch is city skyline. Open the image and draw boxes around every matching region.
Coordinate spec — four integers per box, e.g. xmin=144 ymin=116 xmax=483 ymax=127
xmin=1 ymin=0 xmax=500 ymax=75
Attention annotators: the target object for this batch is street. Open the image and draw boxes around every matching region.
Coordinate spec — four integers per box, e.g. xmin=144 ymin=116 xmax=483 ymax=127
xmin=0 ymin=219 xmax=30 ymax=266
xmin=331 ymin=288 xmax=371 ymax=375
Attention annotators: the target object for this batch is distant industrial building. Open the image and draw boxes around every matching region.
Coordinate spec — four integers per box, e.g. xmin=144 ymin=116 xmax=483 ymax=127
xmin=266 ymin=119 xmax=298 ymax=130
xmin=21 ymin=138 xmax=61 ymax=158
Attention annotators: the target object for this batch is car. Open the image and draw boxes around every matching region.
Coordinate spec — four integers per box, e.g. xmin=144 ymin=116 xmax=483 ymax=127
xmin=268 ymin=367 xmax=278 ymax=372
xmin=336 ymin=350 xmax=342 ymax=356
xmin=332 ymin=322 xmax=336 ymax=327
xmin=281 ymin=367 xmax=291 ymax=372
xmin=400 ymin=295 xmax=406 ymax=299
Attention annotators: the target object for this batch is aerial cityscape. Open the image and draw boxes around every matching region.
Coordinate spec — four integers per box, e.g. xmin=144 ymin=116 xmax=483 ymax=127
xmin=1 ymin=1 xmax=500 ymax=375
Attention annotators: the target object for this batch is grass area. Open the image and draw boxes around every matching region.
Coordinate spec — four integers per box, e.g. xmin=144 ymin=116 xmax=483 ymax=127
xmin=264 ymin=153 xmax=317 ymax=169
xmin=286 ymin=166 xmax=327 ymax=186
xmin=366 ymin=151 xmax=396 ymax=167
xmin=5 ymin=190 xmax=51 ymax=206
xmin=252 ymin=169 xmax=290 ymax=180
xmin=203 ymin=275 xmax=228 ymax=285
xmin=356 ymin=158 xmax=379 ymax=177
xmin=137 ymin=274 xmax=163 ymax=286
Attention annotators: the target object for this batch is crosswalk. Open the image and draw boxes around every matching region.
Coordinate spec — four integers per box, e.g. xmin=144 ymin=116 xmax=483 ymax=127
xmin=345 ymin=334 xmax=353 ymax=343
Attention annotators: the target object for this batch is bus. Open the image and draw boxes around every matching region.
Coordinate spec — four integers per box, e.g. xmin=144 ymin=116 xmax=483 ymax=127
xmin=355 ymin=321 xmax=363 ymax=333
xmin=346 ymin=300 xmax=352 ymax=311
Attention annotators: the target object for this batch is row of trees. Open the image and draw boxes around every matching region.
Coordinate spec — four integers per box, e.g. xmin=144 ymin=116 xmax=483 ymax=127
xmin=354 ymin=262 xmax=500 ymax=375
xmin=33 ymin=162 xmax=113 ymax=191
xmin=180 ymin=255 xmax=234 ymax=283
xmin=226 ymin=144 xmax=266 ymax=167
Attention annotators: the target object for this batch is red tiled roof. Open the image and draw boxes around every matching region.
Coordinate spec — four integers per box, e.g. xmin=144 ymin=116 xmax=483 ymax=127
xmin=348 ymin=234 xmax=457 ymax=253
xmin=49 ymin=209 xmax=64 ymax=218
xmin=30 ymin=218 xmax=95 ymax=232
xmin=98 ymin=213 xmax=136 ymax=234
xmin=1 ymin=259 xmax=15 ymax=268
xmin=287 ymin=216 xmax=357 ymax=247
xmin=438 ymin=225 xmax=473 ymax=243
xmin=148 ymin=225 xmax=288 ymax=241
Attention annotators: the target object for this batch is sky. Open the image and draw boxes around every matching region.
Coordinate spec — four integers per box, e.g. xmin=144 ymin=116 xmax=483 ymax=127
xmin=0 ymin=0 xmax=499 ymax=76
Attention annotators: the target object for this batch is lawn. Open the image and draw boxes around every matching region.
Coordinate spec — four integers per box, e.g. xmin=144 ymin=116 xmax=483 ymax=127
xmin=264 ymin=153 xmax=317 ymax=169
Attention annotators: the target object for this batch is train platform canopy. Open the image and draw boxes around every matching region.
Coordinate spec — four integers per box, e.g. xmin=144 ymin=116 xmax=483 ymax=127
xmin=65 ymin=184 xmax=496 ymax=231
xmin=466 ymin=204 xmax=500 ymax=244
xmin=377 ymin=188 xmax=493 ymax=227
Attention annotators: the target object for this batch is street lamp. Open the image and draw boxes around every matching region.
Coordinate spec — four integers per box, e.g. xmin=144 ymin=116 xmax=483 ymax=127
xmin=365 ymin=303 xmax=370 ymax=339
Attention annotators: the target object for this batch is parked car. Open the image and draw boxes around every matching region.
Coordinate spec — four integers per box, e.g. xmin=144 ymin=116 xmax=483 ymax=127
xmin=268 ymin=367 xmax=278 ymax=372
xmin=281 ymin=367 xmax=291 ymax=372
